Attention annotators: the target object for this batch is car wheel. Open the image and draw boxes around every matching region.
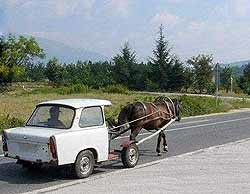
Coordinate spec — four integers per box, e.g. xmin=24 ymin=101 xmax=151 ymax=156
xmin=121 ymin=143 xmax=139 ymax=168
xmin=74 ymin=150 xmax=94 ymax=179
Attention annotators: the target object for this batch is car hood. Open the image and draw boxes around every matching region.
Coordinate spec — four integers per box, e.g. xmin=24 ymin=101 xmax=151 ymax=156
xmin=4 ymin=126 xmax=66 ymax=144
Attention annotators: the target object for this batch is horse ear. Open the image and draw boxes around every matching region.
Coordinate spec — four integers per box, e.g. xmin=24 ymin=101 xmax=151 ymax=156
xmin=174 ymin=98 xmax=181 ymax=103
xmin=172 ymin=98 xmax=177 ymax=103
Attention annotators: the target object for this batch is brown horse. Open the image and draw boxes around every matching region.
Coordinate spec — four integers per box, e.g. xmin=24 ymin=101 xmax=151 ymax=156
xmin=112 ymin=97 xmax=182 ymax=155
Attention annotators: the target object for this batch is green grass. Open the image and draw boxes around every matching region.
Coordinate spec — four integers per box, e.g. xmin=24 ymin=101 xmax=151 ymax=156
xmin=1 ymin=87 xmax=250 ymax=133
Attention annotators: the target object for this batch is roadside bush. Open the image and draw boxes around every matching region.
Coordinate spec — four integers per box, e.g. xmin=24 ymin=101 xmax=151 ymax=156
xmin=0 ymin=115 xmax=24 ymax=133
xmin=180 ymin=95 xmax=224 ymax=116
xmin=207 ymin=83 xmax=216 ymax=94
xmin=17 ymin=84 xmax=90 ymax=96
xmin=145 ymin=79 xmax=160 ymax=92
xmin=102 ymin=84 xmax=129 ymax=94
xmin=58 ymin=84 xmax=90 ymax=95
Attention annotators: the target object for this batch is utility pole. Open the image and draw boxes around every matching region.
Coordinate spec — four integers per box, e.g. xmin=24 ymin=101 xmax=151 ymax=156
xmin=216 ymin=63 xmax=219 ymax=107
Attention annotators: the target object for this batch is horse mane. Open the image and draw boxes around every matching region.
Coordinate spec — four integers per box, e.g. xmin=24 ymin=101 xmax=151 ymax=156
xmin=118 ymin=103 xmax=134 ymax=125
xmin=154 ymin=96 xmax=181 ymax=119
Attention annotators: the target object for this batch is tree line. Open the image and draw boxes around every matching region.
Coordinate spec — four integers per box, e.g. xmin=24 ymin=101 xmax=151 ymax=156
xmin=0 ymin=25 xmax=249 ymax=94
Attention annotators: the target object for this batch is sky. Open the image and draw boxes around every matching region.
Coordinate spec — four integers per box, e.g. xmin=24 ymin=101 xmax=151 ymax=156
xmin=0 ymin=0 xmax=250 ymax=63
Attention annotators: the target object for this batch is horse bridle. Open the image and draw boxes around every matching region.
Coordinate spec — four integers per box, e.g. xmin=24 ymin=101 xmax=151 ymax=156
xmin=162 ymin=97 xmax=176 ymax=119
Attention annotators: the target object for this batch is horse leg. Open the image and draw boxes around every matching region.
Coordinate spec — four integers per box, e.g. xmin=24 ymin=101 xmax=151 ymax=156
xmin=130 ymin=127 xmax=141 ymax=141
xmin=156 ymin=131 xmax=163 ymax=156
xmin=161 ymin=131 xmax=168 ymax=152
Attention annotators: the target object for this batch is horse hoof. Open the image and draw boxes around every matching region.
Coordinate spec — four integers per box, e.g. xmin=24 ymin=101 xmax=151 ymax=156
xmin=157 ymin=153 xmax=162 ymax=156
xmin=163 ymin=146 xmax=168 ymax=152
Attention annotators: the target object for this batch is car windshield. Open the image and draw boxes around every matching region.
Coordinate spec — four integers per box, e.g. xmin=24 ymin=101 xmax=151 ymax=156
xmin=26 ymin=105 xmax=75 ymax=129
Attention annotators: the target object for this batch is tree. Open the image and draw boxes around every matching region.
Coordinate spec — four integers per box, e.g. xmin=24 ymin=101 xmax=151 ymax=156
xmin=238 ymin=63 xmax=250 ymax=94
xmin=182 ymin=66 xmax=194 ymax=92
xmin=0 ymin=34 xmax=45 ymax=84
xmin=220 ymin=66 xmax=233 ymax=93
xmin=0 ymin=37 xmax=4 ymax=57
xmin=149 ymin=25 xmax=173 ymax=90
xmin=89 ymin=61 xmax=114 ymax=89
xmin=129 ymin=62 xmax=150 ymax=90
xmin=45 ymin=58 xmax=65 ymax=86
xmin=26 ymin=62 xmax=46 ymax=82
xmin=0 ymin=37 xmax=9 ymax=85
xmin=187 ymin=54 xmax=214 ymax=94
xmin=168 ymin=58 xmax=186 ymax=91
xmin=243 ymin=63 xmax=250 ymax=81
xmin=113 ymin=42 xmax=137 ymax=87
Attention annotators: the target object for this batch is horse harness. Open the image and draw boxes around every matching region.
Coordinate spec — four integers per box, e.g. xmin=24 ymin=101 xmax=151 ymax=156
xmin=137 ymin=99 xmax=176 ymax=126
xmin=109 ymin=98 xmax=177 ymax=132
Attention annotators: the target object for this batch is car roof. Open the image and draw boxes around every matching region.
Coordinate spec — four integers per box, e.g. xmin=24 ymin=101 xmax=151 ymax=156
xmin=38 ymin=98 xmax=112 ymax=109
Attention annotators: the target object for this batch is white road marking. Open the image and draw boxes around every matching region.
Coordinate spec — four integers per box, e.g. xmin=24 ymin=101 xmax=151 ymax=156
xmin=22 ymin=137 xmax=250 ymax=194
xmin=0 ymin=154 xmax=4 ymax=157
xmin=175 ymin=119 xmax=210 ymax=125
xmin=181 ymin=108 xmax=250 ymax=120
xmin=114 ymin=119 xmax=211 ymax=140
xmin=167 ymin=116 xmax=250 ymax=132
xmin=115 ymin=116 xmax=250 ymax=140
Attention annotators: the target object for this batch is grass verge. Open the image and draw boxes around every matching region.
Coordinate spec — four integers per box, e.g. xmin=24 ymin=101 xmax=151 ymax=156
xmin=1 ymin=87 xmax=250 ymax=133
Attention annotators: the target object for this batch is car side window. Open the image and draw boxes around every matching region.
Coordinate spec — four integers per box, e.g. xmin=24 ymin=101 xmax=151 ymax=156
xmin=79 ymin=106 xmax=104 ymax=128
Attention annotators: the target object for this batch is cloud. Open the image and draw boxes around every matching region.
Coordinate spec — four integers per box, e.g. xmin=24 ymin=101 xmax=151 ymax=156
xmin=4 ymin=0 xmax=30 ymax=7
xmin=151 ymin=12 xmax=180 ymax=26
xmin=52 ymin=0 xmax=95 ymax=17
xmin=4 ymin=0 xmax=95 ymax=18
xmin=231 ymin=0 xmax=250 ymax=17
xmin=165 ymin=0 xmax=183 ymax=3
xmin=104 ymin=0 xmax=131 ymax=16
xmin=214 ymin=0 xmax=250 ymax=19
xmin=172 ymin=19 xmax=250 ymax=62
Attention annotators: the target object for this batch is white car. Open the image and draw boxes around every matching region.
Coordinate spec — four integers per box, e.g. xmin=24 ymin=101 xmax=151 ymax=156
xmin=2 ymin=98 xmax=114 ymax=178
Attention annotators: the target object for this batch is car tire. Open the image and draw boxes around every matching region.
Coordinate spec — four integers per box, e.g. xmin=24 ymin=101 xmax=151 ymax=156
xmin=121 ymin=143 xmax=139 ymax=168
xmin=74 ymin=150 xmax=95 ymax=179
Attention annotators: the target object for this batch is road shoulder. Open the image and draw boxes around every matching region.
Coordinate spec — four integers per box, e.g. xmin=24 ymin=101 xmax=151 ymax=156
xmin=24 ymin=137 xmax=250 ymax=194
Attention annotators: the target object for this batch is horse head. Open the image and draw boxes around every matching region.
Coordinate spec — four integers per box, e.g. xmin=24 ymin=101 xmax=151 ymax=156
xmin=117 ymin=103 xmax=134 ymax=130
xmin=106 ymin=118 xmax=118 ymax=129
xmin=173 ymin=98 xmax=182 ymax=121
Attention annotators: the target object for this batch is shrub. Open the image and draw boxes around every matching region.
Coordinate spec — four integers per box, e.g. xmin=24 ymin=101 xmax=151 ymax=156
xmin=0 ymin=114 xmax=24 ymax=133
xmin=102 ymin=84 xmax=129 ymax=94
xmin=207 ymin=83 xmax=216 ymax=94
xmin=58 ymin=84 xmax=90 ymax=95
xmin=179 ymin=95 xmax=224 ymax=116
xmin=145 ymin=79 xmax=160 ymax=92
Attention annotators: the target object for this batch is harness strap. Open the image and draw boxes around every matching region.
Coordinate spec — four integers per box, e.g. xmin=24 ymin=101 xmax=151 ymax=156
xmin=150 ymin=102 xmax=161 ymax=117
xmin=139 ymin=116 xmax=170 ymax=126
xmin=109 ymin=110 xmax=160 ymax=130
xmin=109 ymin=98 xmax=177 ymax=132
xmin=165 ymin=97 xmax=176 ymax=117
xmin=163 ymin=100 xmax=173 ymax=118
xmin=138 ymin=101 xmax=147 ymax=117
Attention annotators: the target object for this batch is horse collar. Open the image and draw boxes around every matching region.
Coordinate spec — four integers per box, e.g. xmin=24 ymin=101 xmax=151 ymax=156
xmin=138 ymin=102 xmax=147 ymax=116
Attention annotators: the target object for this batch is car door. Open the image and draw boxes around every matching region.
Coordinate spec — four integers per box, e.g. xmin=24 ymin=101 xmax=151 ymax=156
xmin=78 ymin=106 xmax=109 ymax=161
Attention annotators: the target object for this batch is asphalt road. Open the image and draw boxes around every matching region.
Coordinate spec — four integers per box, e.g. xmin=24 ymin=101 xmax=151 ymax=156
xmin=1 ymin=110 xmax=250 ymax=194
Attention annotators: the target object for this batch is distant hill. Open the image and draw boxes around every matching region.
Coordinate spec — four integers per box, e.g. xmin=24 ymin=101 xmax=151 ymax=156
xmin=224 ymin=60 xmax=250 ymax=67
xmin=35 ymin=37 xmax=109 ymax=63
xmin=222 ymin=60 xmax=250 ymax=77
